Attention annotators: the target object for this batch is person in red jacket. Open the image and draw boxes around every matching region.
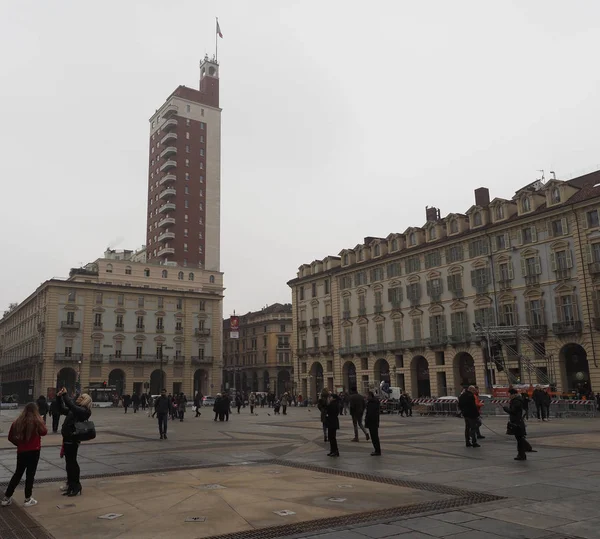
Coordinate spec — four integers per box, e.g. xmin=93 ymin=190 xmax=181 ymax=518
xmin=1 ymin=402 xmax=48 ymax=507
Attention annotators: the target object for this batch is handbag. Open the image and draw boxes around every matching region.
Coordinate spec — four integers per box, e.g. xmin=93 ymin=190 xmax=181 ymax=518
xmin=506 ymin=421 xmax=523 ymax=437
xmin=73 ymin=420 xmax=96 ymax=442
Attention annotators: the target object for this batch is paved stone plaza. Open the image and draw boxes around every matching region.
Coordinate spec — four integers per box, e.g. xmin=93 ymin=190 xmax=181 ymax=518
xmin=0 ymin=406 xmax=599 ymax=538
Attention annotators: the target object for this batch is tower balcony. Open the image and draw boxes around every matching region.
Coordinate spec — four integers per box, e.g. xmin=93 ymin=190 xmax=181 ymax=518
xmin=162 ymin=104 xmax=178 ymax=118
xmin=162 ymin=118 xmax=178 ymax=132
xmin=160 ymin=160 xmax=177 ymax=172
xmin=158 ymin=202 xmax=176 ymax=214
xmin=160 ymin=132 xmax=177 ymax=145
xmin=159 ymin=173 xmax=176 ymax=187
xmin=157 ymin=247 xmax=175 ymax=257
xmin=158 ymin=216 xmax=175 ymax=228
xmin=160 ymin=146 xmax=177 ymax=159
xmin=159 ymin=188 xmax=176 ymax=200
xmin=158 ymin=231 xmax=175 ymax=242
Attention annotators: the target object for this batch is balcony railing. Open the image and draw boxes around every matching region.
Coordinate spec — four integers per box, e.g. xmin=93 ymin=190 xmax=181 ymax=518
xmin=90 ymin=354 xmax=104 ymax=363
xmin=528 ymin=325 xmax=548 ymax=337
xmin=195 ymin=328 xmax=211 ymax=337
xmin=404 ymin=338 xmax=427 ymax=349
xmin=115 ymin=324 xmax=124 ymax=331
xmin=339 ymin=347 xmax=353 ymax=356
xmin=173 ymin=355 xmax=185 ymax=364
xmin=555 ymin=268 xmax=572 ymax=280
xmin=525 ymin=275 xmax=540 ymax=286
xmin=449 ymin=333 xmax=470 ymax=345
xmin=308 ymin=347 xmax=320 ymax=356
xmin=298 ymin=321 xmax=307 ymax=329
xmin=160 ymin=131 xmax=177 ymax=145
xmin=93 ymin=323 xmax=103 ymax=331
xmin=162 ymin=104 xmax=178 ymax=118
xmin=451 ymin=288 xmax=464 ymax=299
xmin=60 ymin=321 xmax=80 ymax=330
xmin=374 ymin=304 xmax=384 ymax=315
xmin=156 ymin=327 xmax=164 ymax=333
xmin=385 ymin=340 xmax=404 ymax=351
xmin=191 ymin=356 xmax=214 ymax=365
xmin=159 ymin=188 xmax=176 ymax=200
xmin=159 ymin=173 xmax=176 ymax=187
xmin=158 ymin=216 xmax=175 ymax=228
xmin=158 ymin=202 xmax=176 ymax=214
xmin=320 ymin=344 xmax=334 ymax=355
xmin=475 ymin=284 xmax=488 ymax=295
xmin=391 ymin=302 xmax=402 ymax=311
xmin=162 ymin=118 xmax=178 ymax=131
xmin=54 ymin=353 xmax=84 ymax=362
xmin=175 ymin=327 xmax=183 ymax=334
xmin=342 ymin=311 xmax=351 ymax=320
xmin=589 ymin=262 xmax=600 ymax=275
xmin=358 ymin=307 xmax=367 ymax=316
xmin=159 ymin=146 xmax=177 ymax=160
xmin=310 ymin=318 xmax=320 ymax=328
xmin=498 ymin=279 xmax=512 ymax=291
xmin=409 ymin=297 xmax=420 ymax=307
xmin=322 ymin=315 xmax=333 ymax=326
xmin=158 ymin=231 xmax=175 ymax=242
xmin=429 ymin=334 xmax=448 ymax=347
xmin=429 ymin=294 xmax=441 ymax=304
xmin=159 ymin=160 xmax=177 ymax=173
xmin=553 ymin=321 xmax=583 ymax=335
xmin=136 ymin=325 xmax=145 ymax=333
xmin=277 ymin=343 xmax=290 ymax=349
xmin=157 ymin=247 xmax=175 ymax=257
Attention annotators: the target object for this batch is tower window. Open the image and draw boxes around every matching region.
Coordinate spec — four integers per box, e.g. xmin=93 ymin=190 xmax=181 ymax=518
xmin=200 ymin=122 xmax=205 ymax=130
xmin=186 ymin=104 xmax=191 ymax=112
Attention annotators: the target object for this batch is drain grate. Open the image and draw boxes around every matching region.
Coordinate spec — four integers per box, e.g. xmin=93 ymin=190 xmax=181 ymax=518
xmin=0 ymin=504 xmax=54 ymax=539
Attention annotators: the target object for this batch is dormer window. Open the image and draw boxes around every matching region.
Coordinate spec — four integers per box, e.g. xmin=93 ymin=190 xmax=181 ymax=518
xmin=409 ymin=233 xmax=416 ymax=246
xmin=374 ymin=244 xmax=381 ymax=257
xmin=358 ymin=249 xmax=364 ymax=261
xmin=522 ymin=196 xmax=531 ymax=213
xmin=391 ymin=239 xmax=398 ymax=251
xmin=551 ymin=187 xmax=560 ymax=204
xmin=429 ymin=227 xmax=437 ymax=240
xmin=343 ymin=254 xmax=349 ymax=265
xmin=495 ymin=205 xmax=504 ymax=220
xmin=450 ymin=220 xmax=458 ymax=234
xmin=473 ymin=212 xmax=482 ymax=227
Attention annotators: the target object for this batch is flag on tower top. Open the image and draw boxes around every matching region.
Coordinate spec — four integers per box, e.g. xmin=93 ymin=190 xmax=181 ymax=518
xmin=216 ymin=19 xmax=223 ymax=38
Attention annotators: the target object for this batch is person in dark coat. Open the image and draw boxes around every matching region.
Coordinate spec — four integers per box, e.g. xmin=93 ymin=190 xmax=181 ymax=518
xmin=504 ymin=388 xmax=535 ymax=460
xmin=521 ymin=392 xmax=530 ymax=420
xmin=349 ymin=387 xmax=369 ymax=442
xmin=317 ymin=389 xmax=329 ymax=443
xmin=213 ymin=394 xmax=221 ymax=421
xmin=235 ymin=393 xmax=243 ymax=414
xmin=36 ymin=396 xmax=49 ymax=424
xmin=50 ymin=395 xmax=64 ymax=434
xmin=325 ymin=393 xmax=340 ymax=457
xmin=131 ymin=393 xmax=140 ymax=413
xmin=194 ymin=392 xmax=203 ymax=417
xmin=364 ymin=391 xmax=381 ymax=455
xmin=177 ymin=393 xmax=187 ymax=421
xmin=153 ymin=389 xmax=172 ymax=440
xmin=542 ymin=390 xmax=551 ymax=421
xmin=140 ymin=393 xmax=147 ymax=411
xmin=122 ymin=394 xmax=131 ymax=414
xmin=532 ymin=386 xmax=546 ymax=421
xmin=458 ymin=386 xmax=480 ymax=448
xmin=58 ymin=388 xmax=92 ymax=496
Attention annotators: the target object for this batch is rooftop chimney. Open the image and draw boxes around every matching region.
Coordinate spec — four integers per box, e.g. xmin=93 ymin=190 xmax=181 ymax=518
xmin=425 ymin=206 xmax=441 ymax=222
xmin=474 ymin=187 xmax=490 ymax=207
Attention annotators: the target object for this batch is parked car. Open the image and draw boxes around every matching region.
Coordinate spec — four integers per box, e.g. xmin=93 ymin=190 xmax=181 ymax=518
xmin=202 ymin=396 xmax=216 ymax=407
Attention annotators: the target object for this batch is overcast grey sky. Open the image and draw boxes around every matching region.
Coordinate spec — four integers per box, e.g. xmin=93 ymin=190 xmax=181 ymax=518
xmin=1 ymin=1 xmax=599 ymax=317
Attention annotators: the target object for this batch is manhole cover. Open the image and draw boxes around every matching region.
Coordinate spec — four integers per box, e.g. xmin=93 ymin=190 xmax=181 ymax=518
xmin=273 ymin=510 xmax=296 ymax=516
xmin=194 ymin=484 xmax=226 ymax=490
xmin=98 ymin=513 xmax=123 ymax=520
xmin=185 ymin=516 xmax=207 ymax=523
xmin=57 ymin=504 xmax=76 ymax=509
xmin=328 ymin=497 xmax=347 ymax=503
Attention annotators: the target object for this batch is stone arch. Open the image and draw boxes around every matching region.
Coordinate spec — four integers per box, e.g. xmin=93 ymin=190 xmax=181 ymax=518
xmin=193 ymin=369 xmax=209 ymax=396
xmin=454 ymin=352 xmax=477 ymax=391
xmin=559 ymin=343 xmax=591 ymax=395
xmin=309 ymin=361 xmax=325 ymax=401
xmin=56 ymin=367 xmax=77 ymax=395
xmin=109 ymin=369 xmax=126 ymax=396
xmin=150 ymin=369 xmax=166 ymax=395
xmin=342 ymin=360 xmax=357 ymax=391
xmin=411 ymin=356 xmax=430 ymax=397
xmin=263 ymin=370 xmax=270 ymax=392
xmin=373 ymin=358 xmax=390 ymax=385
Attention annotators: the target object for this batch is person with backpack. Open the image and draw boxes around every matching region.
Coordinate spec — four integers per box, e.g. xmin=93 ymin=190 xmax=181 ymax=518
xmin=458 ymin=386 xmax=480 ymax=448
xmin=36 ymin=395 xmax=49 ymax=424
xmin=1 ymin=403 xmax=48 ymax=507
xmin=58 ymin=388 xmax=93 ymax=497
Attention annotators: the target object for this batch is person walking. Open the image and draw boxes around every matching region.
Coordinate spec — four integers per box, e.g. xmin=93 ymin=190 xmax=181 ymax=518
xmin=326 ymin=393 xmax=340 ymax=457
xmin=140 ymin=393 xmax=147 ymax=412
xmin=281 ymin=393 xmax=289 ymax=415
xmin=58 ymin=388 xmax=92 ymax=497
xmin=249 ymin=392 xmax=256 ymax=415
xmin=194 ymin=392 xmax=203 ymax=417
xmin=1 ymin=403 xmax=48 ymax=507
xmin=521 ymin=391 xmax=530 ymax=420
xmin=504 ymin=388 xmax=535 ymax=461
xmin=349 ymin=387 xmax=369 ymax=442
xmin=458 ymin=386 xmax=480 ymax=448
xmin=542 ymin=389 xmax=551 ymax=422
xmin=50 ymin=394 xmax=63 ymax=434
xmin=36 ymin=395 xmax=49 ymax=424
xmin=365 ymin=391 xmax=381 ymax=456
xmin=132 ymin=393 xmax=140 ymax=414
xmin=317 ymin=389 xmax=329 ymax=442
xmin=213 ymin=394 xmax=222 ymax=421
xmin=178 ymin=393 xmax=187 ymax=421
xmin=122 ymin=394 xmax=130 ymax=414
xmin=235 ymin=393 xmax=243 ymax=414
xmin=532 ymin=386 xmax=545 ymax=421
xmin=222 ymin=393 xmax=231 ymax=421
xmin=474 ymin=387 xmax=485 ymax=440
xmin=153 ymin=389 xmax=172 ymax=440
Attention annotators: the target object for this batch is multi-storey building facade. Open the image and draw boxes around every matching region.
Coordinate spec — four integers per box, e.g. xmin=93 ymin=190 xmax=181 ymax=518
xmin=0 ymin=257 xmax=223 ymax=401
xmin=146 ymin=55 xmax=221 ymax=271
xmin=222 ymin=304 xmax=292 ymax=395
xmin=289 ymin=170 xmax=600 ymax=400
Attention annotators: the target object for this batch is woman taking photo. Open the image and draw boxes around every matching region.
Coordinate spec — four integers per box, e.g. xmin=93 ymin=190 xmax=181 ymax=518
xmin=1 ymin=403 xmax=47 ymax=507
xmin=58 ymin=388 xmax=92 ymax=496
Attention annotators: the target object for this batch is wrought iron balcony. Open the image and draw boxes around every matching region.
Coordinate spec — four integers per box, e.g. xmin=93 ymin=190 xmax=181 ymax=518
xmin=374 ymin=304 xmax=384 ymax=315
xmin=322 ymin=315 xmax=333 ymax=326
xmin=298 ymin=321 xmax=307 ymax=329
xmin=342 ymin=311 xmax=351 ymax=320
xmin=60 ymin=321 xmax=80 ymax=330
xmin=553 ymin=321 xmax=583 ymax=335
xmin=136 ymin=325 xmax=145 ymax=332
xmin=320 ymin=344 xmax=334 ymax=355
xmin=449 ymin=333 xmax=471 ymax=345
xmin=589 ymin=262 xmax=600 ymax=275
xmin=525 ymin=275 xmax=540 ymax=286
xmin=339 ymin=347 xmax=353 ymax=356
xmin=391 ymin=302 xmax=402 ymax=312
xmin=55 ymin=353 xmax=83 ymax=362
xmin=156 ymin=327 xmax=164 ymax=333
xmin=429 ymin=334 xmax=448 ymax=347
xmin=277 ymin=343 xmax=290 ymax=349
xmin=475 ymin=284 xmax=488 ymax=295
xmin=385 ymin=340 xmax=405 ymax=351
xmin=451 ymin=288 xmax=464 ymax=299
xmin=528 ymin=325 xmax=548 ymax=337
xmin=310 ymin=318 xmax=320 ymax=328
xmin=195 ymin=328 xmax=211 ymax=337
xmin=358 ymin=307 xmax=367 ymax=316
xmin=191 ymin=356 xmax=214 ymax=365
xmin=90 ymin=354 xmax=104 ymax=363
xmin=93 ymin=323 xmax=103 ymax=331
xmin=429 ymin=294 xmax=441 ymax=304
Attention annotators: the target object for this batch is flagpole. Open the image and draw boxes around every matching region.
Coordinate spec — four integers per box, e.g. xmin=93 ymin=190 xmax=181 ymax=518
xmin=215 ymin=17 xmax=218 ymax=62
